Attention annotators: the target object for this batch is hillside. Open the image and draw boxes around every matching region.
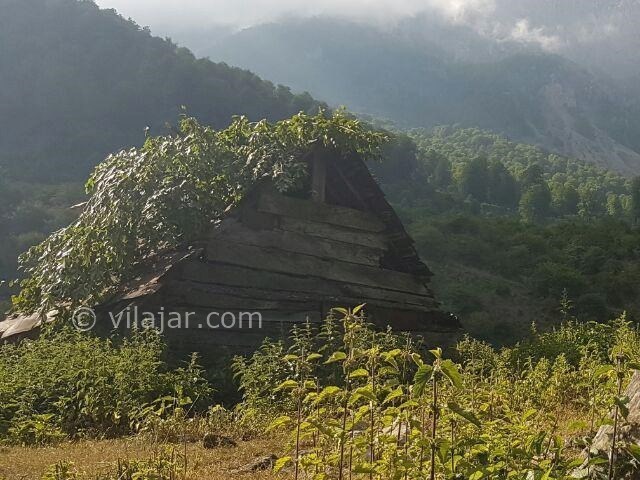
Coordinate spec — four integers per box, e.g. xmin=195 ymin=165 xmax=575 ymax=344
xmin=0 ymin=0 xmax=323 ymax=183
xmin=0 ymin=0 xmax=325 ymax=305
xmin=372 ymin=127 xmax=640 ymax=343
xmin=207 ymin=17 xmax=640 ymax=174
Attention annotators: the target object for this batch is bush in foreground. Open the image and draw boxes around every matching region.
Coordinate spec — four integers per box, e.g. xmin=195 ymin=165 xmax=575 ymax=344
xmin=0 ymin=328 xmax=211 ymax=445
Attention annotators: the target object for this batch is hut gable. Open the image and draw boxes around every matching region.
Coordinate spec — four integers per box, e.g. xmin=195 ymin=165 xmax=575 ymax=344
xmin=1 ymin=147 xmax=459 ymax=351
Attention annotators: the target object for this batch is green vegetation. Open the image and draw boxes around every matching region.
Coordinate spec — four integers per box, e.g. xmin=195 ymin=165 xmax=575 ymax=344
xmin=3 ymin=309 xmax=640 ymax=478
xmin=12 ymin=111 xmax=387 ymax=315
xmin=411 ymin=127 xmax=632 ymax=221
xmin=0 ymin=0 xmax=322 ymax=182
xmin=370 ymin=127 xmax=640 ymax=342
xmin=232 ymin=308 xmax=640 ymax=478
xmin=0 ymin=328 xmax=211 ymax=445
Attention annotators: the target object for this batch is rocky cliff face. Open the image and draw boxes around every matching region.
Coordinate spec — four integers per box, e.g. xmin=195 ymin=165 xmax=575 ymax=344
xmin=524 ymin=82 xmax=640 ymax=175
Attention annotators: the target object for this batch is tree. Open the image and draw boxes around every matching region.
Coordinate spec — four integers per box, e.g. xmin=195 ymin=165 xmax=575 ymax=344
xmin=433 ymin=154 xmax=452 ymax=188
xmin=606 ymin=193 xmax=622 ymax=218
xmin=458 ymin=156 xmax=489 ymax=202
xmin=520 ymin=164 xmax=545 ymax=188
xmin=631 ymin=176 xmax=640 ymax=225
xmin=551 ymin=183 xmax=579 ymax=216
xmin=487 ymin=161 xmax=519 ymax=207
xmin=519 ymin=183 xmax=552 ymax=223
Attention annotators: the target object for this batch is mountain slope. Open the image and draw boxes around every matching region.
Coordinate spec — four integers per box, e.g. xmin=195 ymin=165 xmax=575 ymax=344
xmin=0 ymin=0 xmax=323 ymax=182
xmin=207 ymin=17 xmax=640 ymax=174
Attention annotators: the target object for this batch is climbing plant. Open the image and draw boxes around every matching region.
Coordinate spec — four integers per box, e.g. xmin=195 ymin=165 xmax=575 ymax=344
xmin=12 ymin=110 xmax=388 ymax=315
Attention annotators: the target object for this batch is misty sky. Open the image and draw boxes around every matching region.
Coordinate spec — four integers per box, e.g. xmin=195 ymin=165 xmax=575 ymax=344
xmin=93 ymin=0 xmax=640 ymax=78
xmin=93 ymin=0 xmax=495 ymax=30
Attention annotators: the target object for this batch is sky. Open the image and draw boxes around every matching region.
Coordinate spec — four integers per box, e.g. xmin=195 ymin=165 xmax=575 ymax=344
xmin=93 ymin=0 xmax=640 ymax=78
xmin=93 ymin=0 xmax=497 ymax=30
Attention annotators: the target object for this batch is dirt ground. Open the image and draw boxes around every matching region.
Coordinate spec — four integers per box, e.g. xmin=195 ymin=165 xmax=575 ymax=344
xmin=0 ymin=436 xmax=290 ymax=479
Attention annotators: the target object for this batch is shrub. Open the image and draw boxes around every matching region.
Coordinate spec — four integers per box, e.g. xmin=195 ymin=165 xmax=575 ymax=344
xmin=0 ymin=328 xmax=211 ymax=445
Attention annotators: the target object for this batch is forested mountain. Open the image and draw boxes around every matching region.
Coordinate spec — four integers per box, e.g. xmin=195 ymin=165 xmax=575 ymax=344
xmin=0 ymin=0 xmax=323 ymax=183
xmin=0 ymin=0 xmax=323 ymax=307
xmin=207 ymin=17 xmax=640 ymax=175
xmin=373 ymin=127 xmax=640 ymax=343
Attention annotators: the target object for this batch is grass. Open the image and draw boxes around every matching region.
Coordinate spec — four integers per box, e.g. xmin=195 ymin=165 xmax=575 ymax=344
xmin=0 ymin=435 xmax=291 ymax=480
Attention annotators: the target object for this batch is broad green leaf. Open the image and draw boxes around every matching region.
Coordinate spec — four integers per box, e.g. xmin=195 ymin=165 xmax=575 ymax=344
xmin=276 ymin=380 xmax=298 ymax=391
xmin=448 ymin=401 xmax=481 ymax=427
xmin=325 ymin=351 xmax=347 ymax=364
xmin=413 ymin=364 xmax=433 ymax=396
xmin=267 ymin=416 xmax=292 ymax=431
xmin=352 ymin=303 xmax=366 ymax=314
xmin=349 ymin=368 xmax=369 ymax=379
xmin=440 ymin=359 xmax=463 ymax=389
xmin=383 ymin=387 xmax=404 ymax=404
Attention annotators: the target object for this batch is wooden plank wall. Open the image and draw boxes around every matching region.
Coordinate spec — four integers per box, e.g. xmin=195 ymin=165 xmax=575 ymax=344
xmin=152 ymin=185 xmax=441 ymax=350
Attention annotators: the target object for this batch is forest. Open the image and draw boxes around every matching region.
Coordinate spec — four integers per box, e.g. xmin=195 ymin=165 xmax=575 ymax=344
xmin=377 ymin=128 xmax=640 ymax=343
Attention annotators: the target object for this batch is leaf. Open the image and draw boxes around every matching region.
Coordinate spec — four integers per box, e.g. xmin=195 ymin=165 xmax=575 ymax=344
xmin=314 ymin=386 xmax=342 ymax=404
xmin=448 ymin=402 xmax=481 ymax=427
xmin=275 ymin=380 xmax=298 ymax=391
xmin=413 ymin=364 xmax=433 ymax=396
xmin=352 ymin=464 xmax=376 ymax=474
xmin=325 ymin=351 xmax=347 ymax=364
xmin=273 ymin=456 xmax=292 ymax=473
xmin=267 ymin=416 xmax=292 ymax=431
xmin=521 ymin=409 xmax=537 ymax=422
xmin=331 ymin=307 xmax=350 ymax=316
xmin=540 ymin=467 xmax=552 ymax=480
xmin=429 ymin=348 xmax=442 ymax=359
xmin=615 ymin=395 xmax=630 ymax=420
xmin=352 ymin=303 xmax=366 ymax=314
xmin=351 ymin=386 xmax=377 ymax=403
xmin=383 ymin=387 xmax=404 ymax=405
xmin=306 ymin=353 xmax=323 ymax=362
xmin=628 ymin=444 xmax=640 ymax=461
xmin=440 ymin=359 xmax=463 ymax=389
xmin=627 ymin=361 xmax=640 ymax=371
xmin=411 ymin=353 xmax=424 ymax=367
xmin=594 ymin=364 xmax=614 ymax=378
xmin=349 ymin=368 xmax=369 ymax=379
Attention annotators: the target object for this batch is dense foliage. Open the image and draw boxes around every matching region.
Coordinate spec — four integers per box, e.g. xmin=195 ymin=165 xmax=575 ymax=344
xmin=12 ymin=111 xmax=387 ymax=315
xmin=236 ymin=308 xmax=640 ymax=479
xmin=369 ymin=128 xmax=640 ymax=343
xmin=0 ymin=328 xmax=211 ymax=445
xmin=412 ymin=127 xmax=634 ymax=221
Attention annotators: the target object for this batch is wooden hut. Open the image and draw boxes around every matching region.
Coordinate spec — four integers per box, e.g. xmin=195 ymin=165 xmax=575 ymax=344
xmin=1 ymin=147 xmax=459 ymax=358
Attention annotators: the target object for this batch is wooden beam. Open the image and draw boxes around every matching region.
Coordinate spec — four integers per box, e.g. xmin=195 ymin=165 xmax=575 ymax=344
xmin=256 ymin=188 xmax=386 ymax=232
xmin=311 ymin=151 xmax=327 ymax=202
xmin=278 ymin=217 xmax=388 ymax=249
xmin=201 ymin=240 xmax=431 ymax=295
xmin=210 ymin=220 xmax=384 ymax=267
xmin=166 ymin=278 xmax=437 ymax=312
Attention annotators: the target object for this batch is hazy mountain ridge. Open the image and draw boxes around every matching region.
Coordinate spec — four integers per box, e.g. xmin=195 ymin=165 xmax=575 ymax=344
xmin=206 ymin=17 xmax=640 ymax=174
xmin=0 ymin=0 xmax=324 ymax=182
